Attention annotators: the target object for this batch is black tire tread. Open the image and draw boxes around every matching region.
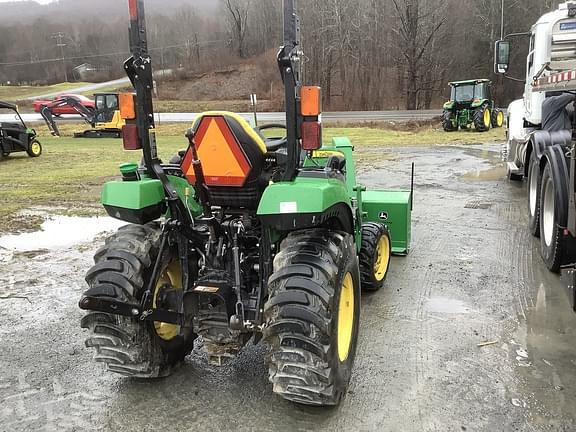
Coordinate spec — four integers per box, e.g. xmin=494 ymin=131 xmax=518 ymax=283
xmin=539 ymin=160 xmax=568 ymax=273
xmin=528 ymin=153 xmax=541 ymax=238
xmin=442 ymin=110 xmax=456 ymax=132
xmin=81 ymin=223 xmax=191 ymax=378
xmin=491 ymin=108 xmax=503 ymax=128
xmin=358 ymin=222 xmax=391 ymax=291
xmin=264 ymin=229 xmax=357 ymax=406
xmin=473 ymin=106 xmax=490 ymax=132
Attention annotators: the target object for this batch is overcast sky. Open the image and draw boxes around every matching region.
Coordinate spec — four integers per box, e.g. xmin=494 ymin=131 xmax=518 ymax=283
xmin=0 ymin=0 xmax=54 ymax=3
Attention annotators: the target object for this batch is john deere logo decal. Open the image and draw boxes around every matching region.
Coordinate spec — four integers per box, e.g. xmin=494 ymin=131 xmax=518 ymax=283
xmin=379 ymin=211 xmax=388 ymax=221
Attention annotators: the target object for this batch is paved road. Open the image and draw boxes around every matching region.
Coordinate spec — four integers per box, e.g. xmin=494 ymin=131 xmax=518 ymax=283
xmin=24 ymin=78 xmax=131 ymax=101
xmin=0 ymin=110 xmax=442 ymax=125
xmin=24 ymin=69 xmax=175 ymax=100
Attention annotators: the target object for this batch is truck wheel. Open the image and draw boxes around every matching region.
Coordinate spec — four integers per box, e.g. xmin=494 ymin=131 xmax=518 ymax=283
xmin=527 ymin=152 xmax=541 ymax=237
xmin=80 ymin=223 xmax=196 ymax=377
xmin=264 ymin=229 xmax=360 ymax=406
xmin=359 ymin=222 xmax=391 ymax=291
xmin=473 ymin=106 xmax=491 ymax=132
xmin=26 ymin=139 xmax=42 ymax=157
xmin=539 ymin=163 xmax=568 ymax=273
xmin=491 ymin=109 xmax=504 ymax=128
xmin=442 ymin=110 xmax=457 ymax=132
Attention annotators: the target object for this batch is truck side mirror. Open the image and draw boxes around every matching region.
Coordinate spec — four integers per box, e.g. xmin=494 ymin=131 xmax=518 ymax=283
xmin=494 ymin=40 xmax=510 ymax=74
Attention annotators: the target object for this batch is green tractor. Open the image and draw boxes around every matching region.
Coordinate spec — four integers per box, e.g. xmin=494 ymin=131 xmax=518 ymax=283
xmin=442 ymin=79 xmax=504 ymax=132
xmin=78 ymin=0 xmax=412 ymax=406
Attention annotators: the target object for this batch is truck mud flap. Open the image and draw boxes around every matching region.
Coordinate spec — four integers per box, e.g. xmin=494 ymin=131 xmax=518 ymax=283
xmin=560 ymin=265 xmax=576 ymax=312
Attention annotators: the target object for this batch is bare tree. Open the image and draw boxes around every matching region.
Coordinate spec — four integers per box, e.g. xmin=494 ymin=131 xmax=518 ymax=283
xmin=391 ymin=0 xmax=446 ymax=110
xmin=223 ymin=0 xmax=252 ymax=58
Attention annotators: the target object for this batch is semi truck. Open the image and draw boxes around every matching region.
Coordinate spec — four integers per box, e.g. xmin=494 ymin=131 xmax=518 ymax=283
xmin=495 ymin=2 xmax=576 ymax=310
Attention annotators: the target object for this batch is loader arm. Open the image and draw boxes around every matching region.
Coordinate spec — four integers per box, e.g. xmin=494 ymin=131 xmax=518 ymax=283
xmin=39 ymin=96 xmax=96 ymax=137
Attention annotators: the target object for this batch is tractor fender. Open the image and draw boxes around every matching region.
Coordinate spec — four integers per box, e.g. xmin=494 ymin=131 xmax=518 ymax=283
xmin=541 ymin=144 xmax=570 ymax=227
xmin=257 ymin=177 xmax=354 ymax=234
xmin=470 ymin=99 xmax=487 ymax=109
xmin=259 ymin=202 xmax=354 ymax=234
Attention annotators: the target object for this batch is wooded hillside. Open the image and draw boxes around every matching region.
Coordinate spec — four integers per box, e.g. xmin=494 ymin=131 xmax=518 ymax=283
xmin=0 ymin=0 xmax=564 ymax=109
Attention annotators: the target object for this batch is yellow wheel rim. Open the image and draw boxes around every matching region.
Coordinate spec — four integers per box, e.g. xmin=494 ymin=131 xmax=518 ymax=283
xmin=483 ymin=109 xmax=491 ymax=128
xmin=152 ymin=260 xmax=182 ymax=341
xmin=337 ymin=273 xmax=355 ymax=362
xmin=497 ymin=111 xmax=504 ymax=127
xmin=373 ymin=235 xmax=390 ymax=282
xmin=31 ymin=142 xmax=41 ymax=155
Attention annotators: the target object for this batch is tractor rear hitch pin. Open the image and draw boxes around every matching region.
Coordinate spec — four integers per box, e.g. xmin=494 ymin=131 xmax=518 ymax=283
xmin=139 ymin=309 xmax=153 ymax=321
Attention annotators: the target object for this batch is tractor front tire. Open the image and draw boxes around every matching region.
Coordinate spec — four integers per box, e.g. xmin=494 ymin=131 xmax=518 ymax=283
xmin=80 ymin=223 xmax=196 ymax=378
xmin=26 ymin=139 xmax=42 ymax=157
xmin=473 ymin=106 xmax=491 ymax=132
xmin=359 ymin=222 xmax=391 ymax=291
xmin=264 ymin=229 xmax=361 ymax=406
xmin=442 ymin=110 xmax=457 ymax=132
xmin=491 ymin=108 xmax=504 ymax=128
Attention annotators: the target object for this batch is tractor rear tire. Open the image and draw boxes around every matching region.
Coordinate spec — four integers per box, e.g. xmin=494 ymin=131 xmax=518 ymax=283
xmin=359 ymin=222 xmax=391 ymax=291
xmin=491 ymin=108 xmax=504 ymax=128
xmin=264 ymin=229 xmax=361 ymax=406
xmin=473 ymin=105 xmax=491 ymax=132
xmin=26 ymin=139 xmax=42 ymax=157
xmin=539 ymin=162 xmax=569 ymax=273
xmin=442 ymin=110 xmax=457 ymax=132
xmin=527 ymin=152 xmax=541 ymax=237
xmin=80 ymin=223 xmax=196 ymax=378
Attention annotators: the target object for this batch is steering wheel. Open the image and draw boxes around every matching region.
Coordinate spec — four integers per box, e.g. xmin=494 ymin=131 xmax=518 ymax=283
xmin=255 ymin=123 xmax=287 ymax=151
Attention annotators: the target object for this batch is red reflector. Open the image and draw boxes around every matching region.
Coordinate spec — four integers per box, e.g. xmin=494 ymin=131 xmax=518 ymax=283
xmin=301 ymin=121 xmax=322 ymax=150
xmin=122 ymin=125 xmax=141 ymax=150
xmin=128 ymin=0 xmax=138 ymax=19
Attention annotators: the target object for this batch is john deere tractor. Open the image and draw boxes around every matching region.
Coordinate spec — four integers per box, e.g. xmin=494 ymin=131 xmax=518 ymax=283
xmin=442 ymin=79 xmax=504 ymax=132
xmin=78 ymin=0 xmax=412 ymax=406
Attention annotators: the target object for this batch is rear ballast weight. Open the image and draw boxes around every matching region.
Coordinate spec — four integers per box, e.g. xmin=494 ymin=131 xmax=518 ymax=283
xmin=78 ymin=0 xmax=413 ymax=406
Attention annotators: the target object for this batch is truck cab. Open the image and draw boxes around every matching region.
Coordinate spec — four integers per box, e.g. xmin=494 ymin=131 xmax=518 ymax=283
xmin=497 ymin=2 xmax=576 ymax=179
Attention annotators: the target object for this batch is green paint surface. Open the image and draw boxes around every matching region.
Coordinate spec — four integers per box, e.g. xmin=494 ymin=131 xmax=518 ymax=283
xmin=362 ymin=190 xmax=412 ymax=254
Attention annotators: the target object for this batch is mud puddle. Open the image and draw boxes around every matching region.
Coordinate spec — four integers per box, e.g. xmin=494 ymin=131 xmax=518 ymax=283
xmin=0 ymin=215 xmax=125 ymax=252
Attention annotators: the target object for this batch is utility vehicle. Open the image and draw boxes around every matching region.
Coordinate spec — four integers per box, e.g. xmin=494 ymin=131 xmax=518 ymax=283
xmin=0 ymin=101 xmax=42 ymax=160
xmin=78 ymin=0 xmax=412 ymax=406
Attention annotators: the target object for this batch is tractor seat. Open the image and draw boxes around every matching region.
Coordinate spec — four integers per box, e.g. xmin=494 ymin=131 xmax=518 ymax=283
xmin=181 ymin=111 xmax=268 ymax=209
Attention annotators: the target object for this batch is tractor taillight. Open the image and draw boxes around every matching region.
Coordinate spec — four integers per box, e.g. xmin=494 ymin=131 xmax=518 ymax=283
xmin=128 ymin=0 xmax=138 ymax=19
xmin=122 ymin=124 xmax=141 ymax=150
xmin=119 ymin=93 xmax=136 ymax=120
xmin=301 ymin=86 xmax=322 ymax=116
xmin=301 ymin=121 xmax=322 ymax=150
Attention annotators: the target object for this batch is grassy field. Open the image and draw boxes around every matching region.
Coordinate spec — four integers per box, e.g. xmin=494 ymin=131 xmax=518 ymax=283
xmin=0 ymin=125 xmax=505 ymax=233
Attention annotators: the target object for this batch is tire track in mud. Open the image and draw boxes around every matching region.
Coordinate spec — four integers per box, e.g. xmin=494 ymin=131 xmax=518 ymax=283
xmin=0 ymin=371 xmax=108 ymax=432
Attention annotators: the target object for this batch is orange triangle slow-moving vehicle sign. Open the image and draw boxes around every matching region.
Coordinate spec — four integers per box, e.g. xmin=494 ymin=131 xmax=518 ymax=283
xmin=181 ymin=116 xmax=252 ymax=187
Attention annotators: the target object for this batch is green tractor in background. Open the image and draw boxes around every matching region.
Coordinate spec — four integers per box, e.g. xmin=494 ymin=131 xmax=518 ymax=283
xmin=442 ymin=79 xmax=504 ymax=132
xmin=78 ymin=0 xmax=412 ymax=406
